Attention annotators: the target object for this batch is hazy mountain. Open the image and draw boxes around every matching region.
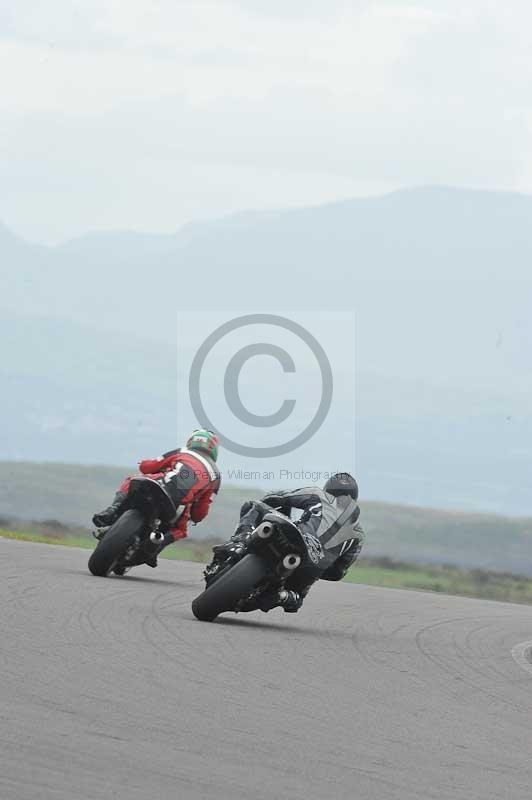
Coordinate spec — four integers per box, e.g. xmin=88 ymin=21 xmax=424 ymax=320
xmin=4 ymin=186 xmax=532 ymax=334
xmin=2 ymin=187 xmax=531 ymax=514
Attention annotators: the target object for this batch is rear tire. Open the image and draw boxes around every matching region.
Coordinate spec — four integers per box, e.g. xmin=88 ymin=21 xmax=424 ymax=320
xmin=88 ymin=510 xmax=146 ymax=577
xmin=192 ymin=554 xmax=268 ymax=622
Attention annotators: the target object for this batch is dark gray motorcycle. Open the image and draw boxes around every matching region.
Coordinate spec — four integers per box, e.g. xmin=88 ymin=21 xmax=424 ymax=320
xmin=192 ymin=511 xmax=326 ymax=622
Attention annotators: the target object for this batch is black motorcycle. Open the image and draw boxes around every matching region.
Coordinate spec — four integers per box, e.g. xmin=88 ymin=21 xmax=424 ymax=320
xmin=88 ymin=477 xmax=177 ymax=577
xmin=191 ymin=511 xmax=326 ymax=621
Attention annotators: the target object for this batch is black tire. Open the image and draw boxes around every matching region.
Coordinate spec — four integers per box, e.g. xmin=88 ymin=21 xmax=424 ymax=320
xmin=88 ymin=510 xmax=146 ymax=577
xmin=192 ymin=553 xmax=268 ymax=622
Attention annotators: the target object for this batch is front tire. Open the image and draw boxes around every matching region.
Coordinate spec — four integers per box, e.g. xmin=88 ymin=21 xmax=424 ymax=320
xmin=192 ymin=554 xmax=268 ymax=622
xmin=88 ymin=510 xmax=146 ymax=577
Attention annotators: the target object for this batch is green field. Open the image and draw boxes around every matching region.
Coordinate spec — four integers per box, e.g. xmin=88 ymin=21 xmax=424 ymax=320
xmin=343 ymin=559 xmax=532 ymax=604
xmin=0 ymin=528 xmax=207 ymax=562
xmin=4 ymin=527 xmax=532 ymax=606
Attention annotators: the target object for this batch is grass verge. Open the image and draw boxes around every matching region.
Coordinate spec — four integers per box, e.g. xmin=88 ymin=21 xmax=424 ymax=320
xmin=343 ymin=558 xmax=532 ymax=604
xmin=0 ymin=528 xmax=207 ymax=562
xmin=3 ymin=528 xmax=532 ymax=605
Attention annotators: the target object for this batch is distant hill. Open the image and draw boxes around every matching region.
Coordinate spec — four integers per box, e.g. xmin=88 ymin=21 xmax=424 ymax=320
xmin=2 ymin=186 xmax=532 ymax=514
xmin=2 ymin=461 xmax=532 ymax=575
xmin=4 ymin=186 xmax=532 ymax=330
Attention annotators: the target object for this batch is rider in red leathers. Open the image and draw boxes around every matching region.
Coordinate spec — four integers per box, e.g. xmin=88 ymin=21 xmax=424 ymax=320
xmin=92 ymin=429 xmax=220 ymax=565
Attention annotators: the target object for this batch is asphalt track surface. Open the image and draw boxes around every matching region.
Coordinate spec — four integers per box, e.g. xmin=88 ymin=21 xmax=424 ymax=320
xmin=3 ymin=540 xmax=532 ymax=800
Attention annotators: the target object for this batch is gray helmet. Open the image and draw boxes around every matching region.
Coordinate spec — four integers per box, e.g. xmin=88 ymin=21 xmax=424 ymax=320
xmin=324 ymin=473 xmax=358 ymax=500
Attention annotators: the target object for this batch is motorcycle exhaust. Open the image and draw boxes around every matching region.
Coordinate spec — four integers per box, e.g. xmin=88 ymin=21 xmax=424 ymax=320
xmin=256 ymin=523 xmax=273 ymax=539
xmin=282 ymin=553 xmax=301 ymax=570
xmin=149 ymin=530 xmax=165 ymax=544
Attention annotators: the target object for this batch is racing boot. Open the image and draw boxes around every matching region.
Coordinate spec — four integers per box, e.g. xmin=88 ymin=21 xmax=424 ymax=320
xmin=141 ymin=531 xmax=174 ymax=568
xmin=92 ymin=491 xmax=126 ymax=529
xmin=204 ymin=524 xmax=254 ymax=585
xmin=257 ymin=589 xmax=301 ymax=613
xmin=211 ymin=523 xmax=254 ymax=562
xmin=144 ymin=551 xmax=159 ymax=569
xmin=212 ymin=499 xmax=269 ymax=560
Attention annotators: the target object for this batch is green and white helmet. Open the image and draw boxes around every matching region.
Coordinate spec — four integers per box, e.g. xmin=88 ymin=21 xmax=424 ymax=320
xmin=186 ymin=429 xmax=220 ymax=462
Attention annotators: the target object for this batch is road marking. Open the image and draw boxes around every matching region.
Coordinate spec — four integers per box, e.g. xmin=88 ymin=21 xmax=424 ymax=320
xmin=511 ymin=641 xmax=532 ymax=675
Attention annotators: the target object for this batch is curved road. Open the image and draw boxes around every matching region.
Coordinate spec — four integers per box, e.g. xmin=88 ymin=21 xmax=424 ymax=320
xmin=2 ymin=539 xmax=532 ymax=800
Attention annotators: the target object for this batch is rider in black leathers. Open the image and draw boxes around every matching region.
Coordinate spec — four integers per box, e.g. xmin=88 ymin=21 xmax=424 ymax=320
xmin=210 ymin=473 xmax=364 ymax=613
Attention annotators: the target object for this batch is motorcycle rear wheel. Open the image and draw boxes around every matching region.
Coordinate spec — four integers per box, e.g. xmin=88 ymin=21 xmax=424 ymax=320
xmin=192 ymin=553 xmax=268 ymax=622
xmin=88 ymin=509 xmax=146 ymax=577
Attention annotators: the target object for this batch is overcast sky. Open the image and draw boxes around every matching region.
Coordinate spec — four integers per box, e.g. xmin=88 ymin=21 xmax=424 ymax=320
xmin=1 ymin=0 xmax=531 ymax=243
